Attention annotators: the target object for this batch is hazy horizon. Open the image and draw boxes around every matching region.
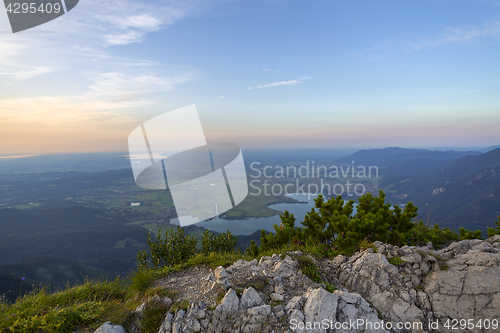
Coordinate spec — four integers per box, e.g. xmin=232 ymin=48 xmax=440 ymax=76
xmin=1 ymin=145 xmax=499 ymax=158
xmin=1 ymin=0 xmax=500 ymax=154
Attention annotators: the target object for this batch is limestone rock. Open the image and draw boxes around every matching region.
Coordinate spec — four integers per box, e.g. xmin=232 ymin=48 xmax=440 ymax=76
xmin=94 ymin=322 xmax=126 ymax=333
xmin=301 ymin=288 xmax=338 ymax=333
xmin=247 ymin=304 xmax=271 ymax=315
xmin=215 ymin=288 xmax=240 ymax=313
xmin=239 ymin=287 xmax=264 ymax=309
xmin=214 ymin=266 xmax=231 ymax=290
xmin=286 ymin=295 xmax=306 ymax=314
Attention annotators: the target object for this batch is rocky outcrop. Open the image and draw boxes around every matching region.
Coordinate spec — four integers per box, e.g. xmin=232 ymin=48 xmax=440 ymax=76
xmin=322 ymin=236 xmax=500 ymax=332
xmin=94 ymin=235 xmax=500 ymax=333
xmin=424 ymin=236 xmax=500 ymax=322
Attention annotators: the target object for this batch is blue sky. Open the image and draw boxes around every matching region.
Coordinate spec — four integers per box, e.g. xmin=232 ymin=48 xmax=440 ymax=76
xmin=0 ymin=0 xmax=499 ymax=154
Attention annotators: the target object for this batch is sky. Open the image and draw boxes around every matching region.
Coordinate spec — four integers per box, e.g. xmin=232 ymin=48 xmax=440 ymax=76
xmin=0 ymin=0 xmax=500 ymax=154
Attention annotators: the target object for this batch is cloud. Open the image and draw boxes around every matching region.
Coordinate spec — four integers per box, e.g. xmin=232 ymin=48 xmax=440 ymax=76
xmin=88 ymin=72 xmax=193 ymax=101
xmin=252 ymin=68 xmax=278 ymax=72
xmin=217 ymin=96 xmax=226 ymax=99
xmin=411 ymin=22 xmax=500 ymax=49
xmin=0 ymin=39 xmax=55 ymax=79
xmin=112 ymin=13 xmax=162 ymax=30
xmin=0 ymin=72 xmax=194 ymax=126
xmin=0 ymin=0 xmax=223 ymax=79
xmin=349 ymin=21 xmax=500 ymax=60
xmin=256 ymin=80 xmax=302 ymax=89
xmin=0 ymin=0 xmax=226 ymax=153
xmin=104 ymin=31 xmax=145 ymax=45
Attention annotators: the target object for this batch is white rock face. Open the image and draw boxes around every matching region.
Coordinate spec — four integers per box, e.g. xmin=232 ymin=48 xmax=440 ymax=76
xmin=247 ymin=304 xmax=271 ymax=315
xmin=271 ymin=261 xmax=296 ymax=278
xmin=93 ymin=322 xmax=126 ymax=333
xmin=334 ymin=290 xmax=389 ymax=333
xmin=301 ymin=288 xmax=338 ymax=333
xmin=424 ymin=242 xmax=500 ymax=321
xmin=325 ymin=237 xmax=500 ymax=333
xmin=239 ymin=287 xmax=264 ymax=309
xmin=215 ymin=288 xmax=240 ymax=313
xmin=286 ymin=295 xmax=306 ymax=314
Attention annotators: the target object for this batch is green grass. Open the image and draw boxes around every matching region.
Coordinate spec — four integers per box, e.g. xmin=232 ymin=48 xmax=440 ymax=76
xmin=141 ymin=307 xmax=167 ymax=333
xmin=0 ymin=279 xmax=138 ymax=333
xmin=388 ymin=257 xmax=404 ymax=266
xmin=248 ymin=283 xmax=265 ymax=291
xmin=169 ymin=300 xmax=190 ymax=314
xmin=439 ymin=263 xmax=449 ymax=271
xmin=216 ymin=292 xmax=225 ymax=304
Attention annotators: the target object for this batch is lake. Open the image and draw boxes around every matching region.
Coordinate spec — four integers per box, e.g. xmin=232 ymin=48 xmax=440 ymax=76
xmin=171 ymin=193 xmax=328 ymax=235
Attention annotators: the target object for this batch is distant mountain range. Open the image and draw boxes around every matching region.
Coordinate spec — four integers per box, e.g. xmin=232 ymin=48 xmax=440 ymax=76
xmin=480 ymin=145 xmax=500 ymax=153
xmin=339 ymin=147 xmax=500 ymax=235
xmin=336 ymin=147 xmax=482 ymax=166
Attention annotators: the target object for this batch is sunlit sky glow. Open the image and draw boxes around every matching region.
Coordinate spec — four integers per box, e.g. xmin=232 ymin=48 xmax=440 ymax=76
xmin=1 ymin=0 xmax=499 ymax=154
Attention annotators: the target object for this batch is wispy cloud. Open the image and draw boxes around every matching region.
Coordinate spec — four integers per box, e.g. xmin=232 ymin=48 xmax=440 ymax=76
xmin=104 ymin=31 xmax=145 ymax=46
xmin=255 ymin=80 xmax=302 ymax=89
xmin=252 ymin=68 xmax=280 ymax=72
xmin=217 ymin=96 xmax=226 ymax=99
xmin=111 ymin=13 xmax=162 ymax=30
xmin=88 ymin=72 xmax=193 ymax=101
xmin=247 ymin=75 xmax=313 ymax=89
xmin=411 ymin=22 xmax=500 ymax=50
xmin=349 ymin=21 xmax=500 ymax=60
xmin=0 ymin=39 xmax=55 ymax=79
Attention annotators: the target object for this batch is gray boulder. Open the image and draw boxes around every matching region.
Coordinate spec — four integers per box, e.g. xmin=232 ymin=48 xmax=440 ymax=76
xmin=94 ymin=322 xmax=126 ymax=333
xmin=239 ymin=287 xmax=264 ymax=309
xmin=215 ymin=288 xmax=240 ymax=313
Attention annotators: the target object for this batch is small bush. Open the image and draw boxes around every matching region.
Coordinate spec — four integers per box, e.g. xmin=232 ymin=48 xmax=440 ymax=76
xmin=459 ymin=227 xmax=482 ymax=240
xmin=487 ymin=214 xmax=500 ymax=238
xmin=253 ymin=190 xmax=420 ymax=256
xmin=201 ymin=229 xmax=238 ymax=255
xmin=259 ymin=211 xmax=307 ymax=252
xmin=139 ymin=227 xmax=198 ymax=269
xmin=325 ymin=283 xmax=337 ymax=293
xmin=246 ymin=240 xmax=260 ymax=257
xmin=403 ymin=221 xmax=459 ymax=247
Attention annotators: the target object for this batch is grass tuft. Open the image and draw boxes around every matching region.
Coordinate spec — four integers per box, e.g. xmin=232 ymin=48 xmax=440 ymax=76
xmin=388 ymin=257 xmax=404 ymax=266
